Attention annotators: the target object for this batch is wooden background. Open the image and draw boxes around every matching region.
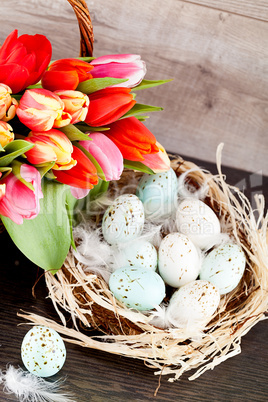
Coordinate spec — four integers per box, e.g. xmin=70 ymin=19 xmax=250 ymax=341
xmin=0 ymin=0 xmax=268 ymax=174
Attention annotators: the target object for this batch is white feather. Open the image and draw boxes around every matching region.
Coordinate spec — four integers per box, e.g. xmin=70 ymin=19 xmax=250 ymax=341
xmin=0 ymin=365 xmax=74 ymax=402
xmin=177 ymin=167 xmax=210 ymax=200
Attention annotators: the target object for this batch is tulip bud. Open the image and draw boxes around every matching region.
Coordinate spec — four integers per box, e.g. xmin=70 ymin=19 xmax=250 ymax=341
xmin=25 ymin=129 xmax=76 ymax=170
xmin=0 ymin=164 xmax=43 ymax=225
xmin=141 ymin=141 xmax=170 ymax=173
xmin=53 ymin=145 xmax=98 ymax=189
xmin=85 ymin=87 xmax=136 ymax=127
xmin=17 ymin=89 xmax=71 ymax=131
xmin=103 ymin=117 xmax=159 ymax=161
xmin=79 ymin=133 xmax=123 ymax=181
xmin=90 ymin=54 xmax=146 ymax=88
xmin=55 ymin=90 xmax=89 ymax=124
xmin=0 ymin=121 xmax=14 ymax=147
xmin=42 ymin=58 xmax=94 ymax=92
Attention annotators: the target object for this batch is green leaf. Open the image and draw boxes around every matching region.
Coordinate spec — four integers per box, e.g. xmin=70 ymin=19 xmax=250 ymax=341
xmin=65 ymin=189 xmax=78 ymax=250
xmin=0 ymin=166 xmax=12 ymax=179
xmin=36 ymin=161 xmax=56 ymax=178
xmin=75 ymin=123 xmax=110 ymax=132
xmin=135 ymin=115 xmax=150 ymax=122
xmin=0 ymin=143 xmax=4 ymax=152
xmin=77 ymin=77 xmax=128 ymax=94
xmin=12 ymin=94 xmax=23 ymax=100
xmin=1 ymin=180 xmax=73 ymax=273
xmin=120 ymin=103 xmax=163 ymax=119
xmin=88 ymin=179 xmax=109 ymax=202
xmin=11 ymin=160 xmax=34 ymax=191
xmin=124 ymin=160 xmax=155 ymax=174
xmin=0 ymin=140 xmax=34 ymax=167
xmin=59 ymin=124 xmax=92 ymax=141
xmin=132 ymin=79 xmax=173 ymax=91
xmin=75 ymin=143 xmax=106 ymax=181
xmin=26 ymin=84 xmax=42 ymax=89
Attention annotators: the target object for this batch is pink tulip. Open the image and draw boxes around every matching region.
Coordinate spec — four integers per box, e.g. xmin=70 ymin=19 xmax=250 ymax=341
xmin=142 ymin=141 xmax=170 ymax=173
xmin=25 ymin=129 xmax=76 ymax=170
xmin=90 ymin=54 xmax=146 ymax=88
xmin=16 ymin=88 xmax=71 ymax=131
xmin=0 ymin=121 xmax=14 ymax=147
xmin=0 ymin=164 xmax=43 ymax=224
xmin=55 ymin=90 xmax=89 ymax=124
xmin=69 ymin=187 xmax=90 ymax=200
xmin=79 ymin=133 xmax=123 ymax=181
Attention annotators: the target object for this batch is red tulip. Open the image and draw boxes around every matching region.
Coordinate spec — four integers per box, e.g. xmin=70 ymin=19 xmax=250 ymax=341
xmin=104 ymin=117 xmax=159 ymax=161
xmin=0 ymin=30 xmax=52 ymax=93
xmin=142 ymin=141 xmax=170 ymax=172
xmin=53 ymin=145 xmax=98 ymax=189
xmin=0 ymin=164 xmax=43 ymax=224
xmin=85 ymin=87 xmax=135 ymax=127
xmin=41 ymin=58 xmax=94 ymax=92
xmin=16 ymin=89 xmax=71 ymax=131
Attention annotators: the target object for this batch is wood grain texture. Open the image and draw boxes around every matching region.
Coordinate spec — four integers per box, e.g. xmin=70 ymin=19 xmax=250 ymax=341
xmin=183 ymin=0 xmax=268 ymax=21
xmin=0 ymin=161 xmax=267 ymax=402
xmin=0 ymin=0 xmax=267 ymax=174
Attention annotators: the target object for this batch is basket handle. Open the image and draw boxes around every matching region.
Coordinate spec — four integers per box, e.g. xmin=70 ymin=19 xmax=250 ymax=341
xmin=67 ymin=0 xmax=94 ymax=57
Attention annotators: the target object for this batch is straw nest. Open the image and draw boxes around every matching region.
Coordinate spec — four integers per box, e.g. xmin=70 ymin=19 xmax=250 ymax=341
xmin=20 ymin=145 xmax=268 ymax=382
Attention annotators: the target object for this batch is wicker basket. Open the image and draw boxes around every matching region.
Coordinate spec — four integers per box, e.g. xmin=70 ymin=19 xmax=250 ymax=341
xmin=19 ymin=0 xmax=268 ymax=382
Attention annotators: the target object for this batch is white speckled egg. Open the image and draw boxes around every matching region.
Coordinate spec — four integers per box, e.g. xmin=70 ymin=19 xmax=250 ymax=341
xmin=200 ymin=243 xmax=246 ymax=294
xmin=21 ymin=326 xmax=66 ymax=377
xmin=136 ymin=168 xmax=178 ymax=220
xmin=113 ymin=240 xmax=158 ymax=271
xmin=102 ymin=194 xmax=144 ymax=245
xmin=158 ymin=232 xmax=200 ymax=287
xmin=166 ymin=280 xmax=220 ymax=328
xmin=109 ymin=266 xmax=165 ymax=310
xmin=176 ymin=198 xmax=221 ymax=249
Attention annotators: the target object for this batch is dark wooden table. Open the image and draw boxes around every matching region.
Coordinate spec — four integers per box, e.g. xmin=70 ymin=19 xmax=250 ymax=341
xmin=0 ymin=157 xmax=267 ymax=402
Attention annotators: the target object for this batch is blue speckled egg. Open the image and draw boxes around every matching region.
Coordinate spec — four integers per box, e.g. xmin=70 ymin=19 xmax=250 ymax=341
xmin=113 ymin=240 xmax=158 ymax=271
xmin=21 ymin=326 xmax=66 ymax=377
xmin=102 ymin=194 xmax=144 ymax=245
xmin=109 ymin=266 xmax=165 ymax=311
xmin=136 ymin=168 xmax=178 ymax=220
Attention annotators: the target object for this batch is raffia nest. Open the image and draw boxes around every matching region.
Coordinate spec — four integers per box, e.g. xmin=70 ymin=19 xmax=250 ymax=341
xmin=20 ymin=145 xmax=268 ymax=382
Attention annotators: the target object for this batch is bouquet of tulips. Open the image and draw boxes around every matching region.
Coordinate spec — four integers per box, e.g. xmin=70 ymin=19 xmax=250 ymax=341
xmin=0 ymin=30 xmax=171 ymax=271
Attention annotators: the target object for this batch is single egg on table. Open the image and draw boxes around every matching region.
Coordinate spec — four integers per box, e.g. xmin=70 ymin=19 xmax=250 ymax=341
xmin=21 ymin=326 xmax=66 ymax=377
xmin=102 ymin=194 xmax=144 ymax=245
xmin=136 ymin=167 xmax=178 ymax=220
xmin=166 ymin=280 xmax=220 ymax=328
xmin=113 ymin=239 xmax=158 ymax=271
xmin=200 ymin=243 xmax=246 ymax=294
xmin=176 ymin=198 xmax=221 ymax=249
xmin=109 ymin=266 xmax=165 ymax=311
xmin=158 ymin=232 xmax=200 ymax=287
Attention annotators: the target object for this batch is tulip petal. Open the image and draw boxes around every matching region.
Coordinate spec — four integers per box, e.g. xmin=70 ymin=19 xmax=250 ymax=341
xmin=0 ymin=63 xmax=29 ymax=93
xmin=70 ymin=186 xmax=90 ymax=199
xmin=42 ymin=70 xmax=80 ymax=91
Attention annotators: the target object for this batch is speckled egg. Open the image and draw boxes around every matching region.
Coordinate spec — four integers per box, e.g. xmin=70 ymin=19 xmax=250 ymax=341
xmin=166 ymin=280 xmax=220 ymax=328
xmin=200 ymin=243 xmax=246 ymax=294
xmin=109 ymin=266 xmax=165 ymax=311
xmin=136 ymin=168 xmax=178 ymax=220
xmin=21 ymin=326 xmax=66 ymax=377
xmin=158 ymin=232 xmax=200 ymax=287
xmin=113 ymin=240 xmax=158 ymax=271
xmin=102 ymin=194 xmax=144 ymax=245
xmin=176 ymin=198 xmax=221 ymax=249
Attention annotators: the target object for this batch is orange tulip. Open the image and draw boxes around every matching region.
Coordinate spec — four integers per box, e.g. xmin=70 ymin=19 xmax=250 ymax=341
xmin=85 ymin=87 xmax=136 ymax=127
xmin=55 ymin=90 xmax=89 ymax=124
xmin=16 ymin=89 xmax=71 ymax=131
xmin=25 ymin=129 xmax=76 ymax=170
xmin=0 ymin=84 xmax=18 ymax=122
xmin=0 ymin=121 xmax=14 ymax=147
xmin=53 ymin=145 xmax=98 ymax=189
xmin=41 ymin=58 xmax=94 ymax=92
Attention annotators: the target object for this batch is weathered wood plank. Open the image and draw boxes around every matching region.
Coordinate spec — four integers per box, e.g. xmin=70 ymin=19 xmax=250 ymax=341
xmin=0 ymin=0 xmax=267 ymax=174
xmin=183 ymin=0 xmax=268 ymax=22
